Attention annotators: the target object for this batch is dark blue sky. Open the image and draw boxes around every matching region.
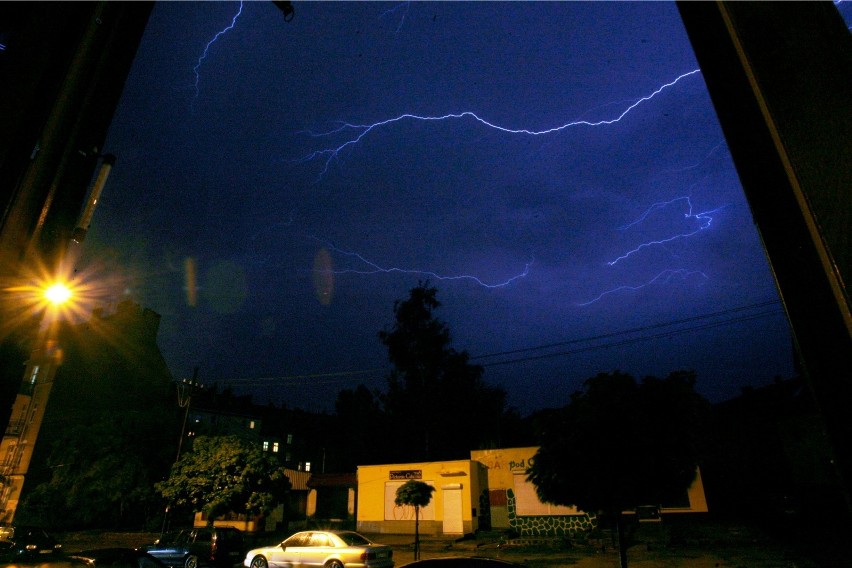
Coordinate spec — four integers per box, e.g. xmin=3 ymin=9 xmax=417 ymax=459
xmin=76 ymin=1 xmax=845 ymax=415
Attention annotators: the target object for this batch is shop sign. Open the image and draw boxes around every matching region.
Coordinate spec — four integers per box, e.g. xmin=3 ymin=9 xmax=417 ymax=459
xmin=389 ymin=470 xmax=422 ymax=480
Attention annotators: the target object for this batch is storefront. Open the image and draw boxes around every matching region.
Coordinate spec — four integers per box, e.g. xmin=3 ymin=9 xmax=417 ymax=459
xmin=357 ymin=460 xmax=488 ymax=536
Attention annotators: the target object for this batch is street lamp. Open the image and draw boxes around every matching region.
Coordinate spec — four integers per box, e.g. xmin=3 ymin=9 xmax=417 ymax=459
xmin=44 ymin=282 xmax=72 ymax=306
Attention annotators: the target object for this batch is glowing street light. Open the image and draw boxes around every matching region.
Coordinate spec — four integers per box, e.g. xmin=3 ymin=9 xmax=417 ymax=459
xmin=44 ymin=282 xmax=72 ymax=306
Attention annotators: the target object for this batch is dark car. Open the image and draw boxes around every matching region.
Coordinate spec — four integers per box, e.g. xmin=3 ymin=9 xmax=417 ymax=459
xmin=142 ymin=527 xmax=244 ymax=568
xmin=70 ymin=547 xmax=169 ymax=567
xmin=0 ymin=525 xmax=63 ymax=562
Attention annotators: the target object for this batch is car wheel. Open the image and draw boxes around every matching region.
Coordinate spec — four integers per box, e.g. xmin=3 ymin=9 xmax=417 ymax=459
xmin=250 ymin=556 xmax=269 ymax=568
xmin=184 ymin=555 xmax=199 ymax=568
xmin=325 ymin=560 xmax=344 ymax=568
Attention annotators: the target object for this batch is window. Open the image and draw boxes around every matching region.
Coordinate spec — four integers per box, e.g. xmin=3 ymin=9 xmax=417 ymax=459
xmin=272 ymin=442 xmax=279 ymax=453
xmin=262 ymin=441 xmax=269 ymax=452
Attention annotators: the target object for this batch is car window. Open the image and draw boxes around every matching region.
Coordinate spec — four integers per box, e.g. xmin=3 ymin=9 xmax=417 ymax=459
xmin=309 ymin=533 xmax=329 ymax=547
xmin=217 ymin=530 xmax=240 ymax=544
xmin=195 ymin=531 xmax=211 ymax=543
xmin=336 ymin=533 xmax=370 ymax=546
xmin=282 ymin=533 xmax=308 ymax=547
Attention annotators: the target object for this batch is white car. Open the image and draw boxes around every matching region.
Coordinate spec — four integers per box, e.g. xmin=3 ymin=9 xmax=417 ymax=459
xmin=243 ymin=530 xmax=393 ymax=568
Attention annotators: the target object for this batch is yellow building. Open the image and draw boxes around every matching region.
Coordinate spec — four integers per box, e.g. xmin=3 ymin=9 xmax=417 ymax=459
xmin=357 ymin=460 xmax=488 ymax=536
xmin=471 ymin=447 xmax=708 ymax=536
xmin=357 ymin=447 xmax=708 ymax=538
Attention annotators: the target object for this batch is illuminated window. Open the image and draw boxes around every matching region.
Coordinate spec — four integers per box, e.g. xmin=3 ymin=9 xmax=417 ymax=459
xmin=272 ymin=442 xmax=279 ymax=453
xmin=249 ymin=420 xmax=255 ymax=429
xmin=286 ymin=434 xmax=293 ymax=445
xmin=305 ymin=462 xmax=311 ymax=472
xmin=263 ymin=441 xmax=269 ymax=452
xmin=29 ymin=366 xmax=39 ymax=385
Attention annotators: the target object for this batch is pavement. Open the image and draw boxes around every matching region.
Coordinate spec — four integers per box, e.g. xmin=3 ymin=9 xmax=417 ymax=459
xmin=57 ymin=522 xmax=844 ymax=568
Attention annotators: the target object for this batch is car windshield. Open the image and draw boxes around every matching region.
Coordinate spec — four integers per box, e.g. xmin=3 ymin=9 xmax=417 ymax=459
xmin=336 ymin=533 xmax=371 ymax=547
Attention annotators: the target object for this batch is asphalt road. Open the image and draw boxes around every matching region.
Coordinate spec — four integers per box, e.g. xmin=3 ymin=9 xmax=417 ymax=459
xmin=55 ymin=523 xmax=840 ymax=568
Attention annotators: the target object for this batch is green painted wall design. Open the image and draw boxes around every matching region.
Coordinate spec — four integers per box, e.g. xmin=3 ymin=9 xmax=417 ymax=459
xmin=506 ymin=488 xmax=597 ymax=536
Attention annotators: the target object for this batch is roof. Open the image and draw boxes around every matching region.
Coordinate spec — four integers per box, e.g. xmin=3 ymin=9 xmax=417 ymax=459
xmin=284 ymin=468 xmax=312 ymax=491
xmin=307 ymin=472 xmax=357 ymax=488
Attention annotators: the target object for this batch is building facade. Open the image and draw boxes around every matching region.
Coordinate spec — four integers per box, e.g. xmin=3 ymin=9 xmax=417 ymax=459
xmin=357 ymin=447 xmax=708 ymax=538
xmin=357 ymin=460 xmax=488 ymax=536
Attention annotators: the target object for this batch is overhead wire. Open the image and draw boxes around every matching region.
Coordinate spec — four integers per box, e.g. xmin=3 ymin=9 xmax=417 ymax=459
xmin=214 ymin=299 xmax=785 ymax=388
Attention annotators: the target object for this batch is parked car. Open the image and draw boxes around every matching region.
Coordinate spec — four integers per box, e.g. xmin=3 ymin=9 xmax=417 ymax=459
xmin=142 ymin=527 xmax=244 ymax=568
xmin=243 ymin=530 xmax=393 ymax=568
xmin=70 ymin=547 xmax=170 ymax=567
xmin=0 ymin=524 xmax=63 ymax=562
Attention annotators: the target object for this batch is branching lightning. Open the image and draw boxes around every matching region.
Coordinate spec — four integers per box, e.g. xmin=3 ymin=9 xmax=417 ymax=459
xmin=608 ymin=197 xmax=725 ymax=266
xmin=192 ymin=1 xmax=244 ymax=100
xmin=311 ymin=237 xmax=533 ymax=288
xmin=379 ymin=2 xmax=410 ymax=33
xmin=298 ymin=69 xmax=702 ymax=180
xmin=577 ymin=269 xmax=708 ymax=307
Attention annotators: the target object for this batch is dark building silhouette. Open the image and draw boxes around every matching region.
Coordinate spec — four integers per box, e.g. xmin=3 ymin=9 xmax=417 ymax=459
xmin=1 ymin=301 xmax=176 ymax=524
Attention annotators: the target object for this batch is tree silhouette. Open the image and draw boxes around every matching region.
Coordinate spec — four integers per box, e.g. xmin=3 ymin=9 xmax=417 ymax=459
xmin=394 ymin=480 xmax=435 ymax=560
xmin=379 ymin=281 xmax=508 ymax=461
xmin=526 ymin=371 xmax=709 ymax=568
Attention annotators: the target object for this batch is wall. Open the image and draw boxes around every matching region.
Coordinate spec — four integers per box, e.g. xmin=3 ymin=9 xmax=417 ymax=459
xmin=471 ymin=446 xmax=708 ymax=537
xmin=357 ymin=460 xmax=485 ymax=536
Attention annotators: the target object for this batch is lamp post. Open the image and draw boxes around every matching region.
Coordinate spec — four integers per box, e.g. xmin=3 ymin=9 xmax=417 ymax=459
xmin=174 ymin=369 xmax=203 ymax=464
xmin=160 ymin=368 xmax=203 ymax=536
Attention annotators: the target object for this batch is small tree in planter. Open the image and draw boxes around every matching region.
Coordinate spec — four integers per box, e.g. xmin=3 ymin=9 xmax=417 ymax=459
xmin=395 ymin=480 xmax=435 ymax=560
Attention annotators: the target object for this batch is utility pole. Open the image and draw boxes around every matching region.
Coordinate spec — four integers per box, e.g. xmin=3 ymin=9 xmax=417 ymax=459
xmin=161 ymin=368 xmax=203 ymax=536
xmin=175 ymin=368 xmax=203 ymax=463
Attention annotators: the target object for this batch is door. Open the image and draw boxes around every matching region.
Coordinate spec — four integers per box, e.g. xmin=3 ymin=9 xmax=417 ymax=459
xmin=442 ymin=484 xmax=464 ymax=535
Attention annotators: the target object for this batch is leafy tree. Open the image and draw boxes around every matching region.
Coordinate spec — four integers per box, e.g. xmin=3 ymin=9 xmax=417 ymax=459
xmin=394 ymin=480 xmax=435 ymax=560
xmin=156 ymin=435 xmax=291 ymax=525
xmin=526 ymin=370 xmax=710 ymax=568
xmin=18 ymin=413 xmax=172 ymax=530
xmin=379 ymin=282 xmax=508 ymax=461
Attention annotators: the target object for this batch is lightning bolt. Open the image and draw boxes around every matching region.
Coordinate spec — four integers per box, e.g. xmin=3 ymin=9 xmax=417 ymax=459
xmin=608 ymin=197 xmax=726 ymax=266
xmin=577 ymin=269 xmax=708 ymax=307
xmin=666 ymin=141 xmax=726 ymax=173
xmin=298 ymin=69 xmax=702 ymax=180
xmin=379 ymin=2 xmax=410 ymax=33
xmin=192 ymin=1 xmax=244 ymax=101
xmin=311 ymin=237 xmax=533 ymax=289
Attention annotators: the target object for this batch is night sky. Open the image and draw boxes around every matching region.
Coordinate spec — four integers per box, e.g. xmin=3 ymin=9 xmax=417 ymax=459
xmin=75 ymin=1 xmax=848 ymax=415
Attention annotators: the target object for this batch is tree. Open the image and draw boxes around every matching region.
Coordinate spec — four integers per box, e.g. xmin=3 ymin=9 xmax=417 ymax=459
xmin=379 ymin=282 xmax=508 ymax=461
xmin=334 ymin=384 xmax=388 ymax=469
xmin=18 ymin=413 xmax=173 ymax=530
xmin=394 ymin=480 xmax=435 ymax=560
xmin=156 ymin=435 xmax=291 ymax=526
xmin=526 ymin=371 xmax=710 ymax=568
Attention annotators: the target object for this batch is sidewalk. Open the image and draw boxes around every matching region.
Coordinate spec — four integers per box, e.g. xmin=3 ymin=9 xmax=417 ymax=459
xmin=363 ymin=527 xmax=828 ymax=568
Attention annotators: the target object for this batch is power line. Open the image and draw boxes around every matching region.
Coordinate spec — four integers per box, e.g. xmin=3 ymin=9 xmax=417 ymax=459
xmin=214 ymin=299 xmax=785 ymax=387
xmin=471 ymin=299 xmax=782 ymax=362
xmin=480 ymin=308 xmax=785 ymax=368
